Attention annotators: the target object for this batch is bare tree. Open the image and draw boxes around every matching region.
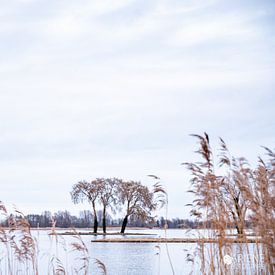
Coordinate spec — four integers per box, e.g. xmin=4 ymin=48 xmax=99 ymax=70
xmin=71 ymin=180 xmax=100 ymax=233
xmin=79 ymin=210 xmax=93 ymax=228
xmin=98 ymin=178 xmax=120 ymax=233
xmin=117 ymin=181 xmax=155 ymax=234
xmin=219 ymin=139 xmax=250 ymax=235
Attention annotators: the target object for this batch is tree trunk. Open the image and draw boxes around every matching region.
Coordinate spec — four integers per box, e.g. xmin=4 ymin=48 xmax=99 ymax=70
xmin=102 ymin=206 xmax=106 ymax=234
xmin=231 ymin=203 xmax=244 ymax=236
xmin=237 ymin=218 xmax=244 ymax=236
xmin=93 ymin=216 xmax=98 ymax=234
xmin=234 ymin=199 xmax=244 ymax=236
xmin=120 ymin=215 xmax=128 ymax=234
xmin=92 ymin=201 xmax=98 ymax=234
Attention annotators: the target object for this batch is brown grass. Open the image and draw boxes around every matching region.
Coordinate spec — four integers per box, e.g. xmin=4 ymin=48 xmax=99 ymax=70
xmin=184 ymin=133 xmax=275 ymax=274
xmin=0 ymin=204 xmax=107 ymax=275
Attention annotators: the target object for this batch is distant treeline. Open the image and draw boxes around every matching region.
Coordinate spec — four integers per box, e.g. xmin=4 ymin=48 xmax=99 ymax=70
xmin=0 ymin=210 xmax=205 ymax=229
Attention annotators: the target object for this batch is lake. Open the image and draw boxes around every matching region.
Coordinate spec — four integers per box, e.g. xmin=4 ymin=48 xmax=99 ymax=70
xmin=35 ymin=228 xmax=196 ymax=275
xmin=0 ymin=228 xmax=264 ymax=275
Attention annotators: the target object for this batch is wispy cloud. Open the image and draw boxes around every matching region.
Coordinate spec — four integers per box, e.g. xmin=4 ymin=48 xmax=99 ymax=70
xmin=0 ymin=0 xmax=274 ymax=216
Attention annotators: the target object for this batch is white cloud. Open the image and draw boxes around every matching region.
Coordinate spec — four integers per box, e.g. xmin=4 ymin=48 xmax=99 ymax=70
xmin=155 ymin=0 xmax=219 ymax=15
xmin=0 ymin=0 xmax=274 ymax=217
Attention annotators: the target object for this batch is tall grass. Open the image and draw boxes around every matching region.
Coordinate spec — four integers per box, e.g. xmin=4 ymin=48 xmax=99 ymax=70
xmin=0 ymin=203 xmax=38 ymax=274
xmin=184 ymin=133 xmax=274 ymax=274
xmin=0 ymin=204 xmax=107 ymax=275
xmin=152 ymin=178 xmax=175 ymax=275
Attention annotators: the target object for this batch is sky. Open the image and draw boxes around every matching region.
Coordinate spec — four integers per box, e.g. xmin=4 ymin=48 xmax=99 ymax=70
xmin=0 ymin=0 xmax=274 ymax=219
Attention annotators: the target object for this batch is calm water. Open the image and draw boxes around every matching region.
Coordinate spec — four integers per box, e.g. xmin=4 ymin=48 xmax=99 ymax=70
xmin=0 ymin=228 xmax=263 ymax=275
xmin=35 ymin=229 xmax=196 ymax=275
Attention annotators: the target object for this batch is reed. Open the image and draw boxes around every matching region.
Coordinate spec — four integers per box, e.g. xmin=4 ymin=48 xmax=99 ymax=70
xmin=0 ymin=204 xmax=107 ymax=275
xmin=184 ymin=133 xmax=274 ymax=274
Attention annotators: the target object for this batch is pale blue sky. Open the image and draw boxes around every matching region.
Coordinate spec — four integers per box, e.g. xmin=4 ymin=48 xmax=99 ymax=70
xmin=0 ymin=0 xmax=274 ymax=218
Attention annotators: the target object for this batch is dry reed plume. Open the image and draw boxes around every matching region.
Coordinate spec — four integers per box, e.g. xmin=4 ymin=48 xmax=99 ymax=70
xmin=184 ymin=133 xmax=275 ymax=274
xmin=0 ymin=204 xmax=107 ymax=275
